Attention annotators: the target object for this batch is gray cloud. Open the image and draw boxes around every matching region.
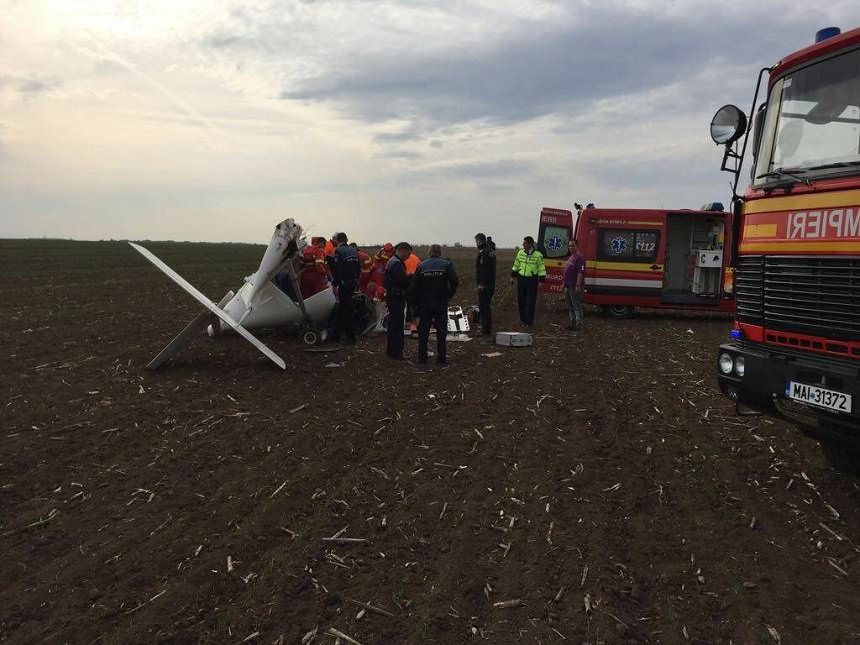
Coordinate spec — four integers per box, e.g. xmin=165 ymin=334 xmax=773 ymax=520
xmin=0 ymin=74 xmax=61 ymax=96
xmin=374 ymin=148 xmax=424 ymax=160
xmin=570 ymin=143 xmax=735 ymax=210
xmin=384 ymin=157 xmax=538 ymax=191
xmin=373 ymin=122 xmax=424 ymax=143
xmin=259 ymin=4 xmax=818 ymax=135
xmin=425 ymin=158 xmax=534 ymax=179
xmin=205 ymin=33 xmax=243 ymax=49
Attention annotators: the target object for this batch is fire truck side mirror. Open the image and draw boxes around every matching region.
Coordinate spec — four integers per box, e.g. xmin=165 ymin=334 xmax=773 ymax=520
xmin=710 ymin=104 xmax=747 ymax=145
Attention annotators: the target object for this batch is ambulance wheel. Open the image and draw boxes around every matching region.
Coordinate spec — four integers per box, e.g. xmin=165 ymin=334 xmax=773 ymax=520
xmin=604 ymin=305 xmax=635 ymax=319
xmin=301 ymin=329 xmax=320 ymax=346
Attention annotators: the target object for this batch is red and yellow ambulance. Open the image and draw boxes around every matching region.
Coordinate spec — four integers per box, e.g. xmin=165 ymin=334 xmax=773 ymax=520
xmin=712 ymin=26 xmax=860 ymax=471
xmin=537 ymin=205 xmax=736 ymax=317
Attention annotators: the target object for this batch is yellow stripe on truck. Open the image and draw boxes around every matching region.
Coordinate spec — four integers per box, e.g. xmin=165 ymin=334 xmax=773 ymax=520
xmin=744 ymin=223 xmax=778 ymax=238
xmin=585 ymin=260 xmax=661 ymax=271
xmin=743 ymin=189 xmax=860 ymax=215
xmin=739 ymin=240 xmax=860 ymax=253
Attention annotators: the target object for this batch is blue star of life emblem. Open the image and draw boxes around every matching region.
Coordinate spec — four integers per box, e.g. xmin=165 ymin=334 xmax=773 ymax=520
xmin=547 ymin=235 xmax=563 ymax=252
xmin=610 ymin=237 xmax=628 ymax=255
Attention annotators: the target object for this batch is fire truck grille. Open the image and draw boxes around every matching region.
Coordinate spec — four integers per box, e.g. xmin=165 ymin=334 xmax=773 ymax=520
xmin=737 ymin=255 xmax=860 ymax=340
xmin=735 ymin=255 xmax=764 ymax=323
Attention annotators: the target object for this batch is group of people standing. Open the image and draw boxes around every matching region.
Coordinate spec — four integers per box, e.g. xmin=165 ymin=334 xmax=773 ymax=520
xmin=508 ymin=235 xmax=585 ymax=331
xmin=382 ymin=233 xmax=505 ymax=366
xmin=297 ymin=229 xmax=586 ymax=362
xmin=384 ymin=242 xmax=459 ymax=366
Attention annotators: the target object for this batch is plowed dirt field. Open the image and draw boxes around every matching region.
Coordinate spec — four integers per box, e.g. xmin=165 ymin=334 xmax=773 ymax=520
xmin=3 ymin=239 xmax=860 ymax=644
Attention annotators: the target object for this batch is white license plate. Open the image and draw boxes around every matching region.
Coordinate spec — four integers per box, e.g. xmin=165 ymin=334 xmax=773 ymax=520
xmin=785 ymin=381 xmax=852 ymax=413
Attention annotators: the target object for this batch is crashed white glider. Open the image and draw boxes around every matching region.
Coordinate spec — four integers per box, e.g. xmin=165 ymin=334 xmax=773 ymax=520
xmin=130 ymin=218 xmax=360 ymax=370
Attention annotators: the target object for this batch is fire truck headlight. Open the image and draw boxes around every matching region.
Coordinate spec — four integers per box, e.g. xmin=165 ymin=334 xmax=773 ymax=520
xmin=734 ymin=356 xmax=745 ymax=377
xmin=719 ymin=353 xmax=734 ymax=374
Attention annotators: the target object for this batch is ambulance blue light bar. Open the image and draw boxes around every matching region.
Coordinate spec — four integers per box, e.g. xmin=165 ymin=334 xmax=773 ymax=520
xmin=816 ymin=27 xmax=841 ymax=43
xmin=729 ymin=328 xmax=743 ymax=340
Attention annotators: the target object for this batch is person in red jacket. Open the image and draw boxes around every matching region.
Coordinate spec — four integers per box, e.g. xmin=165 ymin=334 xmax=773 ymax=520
xmin=351 ymin=243 xmax=374 ymax=296
xmin=373 ymin=243 xmax=394 ymax=271
xmin=369 ymin=242 xmax=394 ymax=299
xmin=299 ymin=237 xmax=329 ymax=298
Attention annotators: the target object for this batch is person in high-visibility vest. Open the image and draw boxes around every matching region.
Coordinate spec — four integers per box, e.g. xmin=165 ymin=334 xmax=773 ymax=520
xmin=510 ymin=235 xmax=546 ymax=327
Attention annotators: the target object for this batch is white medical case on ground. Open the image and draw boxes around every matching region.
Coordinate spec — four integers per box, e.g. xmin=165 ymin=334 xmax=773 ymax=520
xmin=495 ymin=332 xmax=533 ymax=347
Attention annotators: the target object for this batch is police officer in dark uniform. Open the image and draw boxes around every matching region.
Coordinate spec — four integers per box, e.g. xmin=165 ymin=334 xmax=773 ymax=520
xmin=474 ymin=232 xmax=496 ymax=336
xmin=384 ymin=242 xmax=412 ymax=360
xmin=410 ymin=244 xmax=459 ymax=366
xmin=330 ymin=232 xmax=361 ymax=344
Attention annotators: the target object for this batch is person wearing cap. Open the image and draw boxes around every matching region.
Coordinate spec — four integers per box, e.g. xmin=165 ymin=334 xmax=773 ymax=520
xmin=374 ymin=243 xmax=394 ymax=270
xmin=510 ymin=235 xmax=546 ymax=327
xmin=474 ymin=233 xmax=497 ymax=336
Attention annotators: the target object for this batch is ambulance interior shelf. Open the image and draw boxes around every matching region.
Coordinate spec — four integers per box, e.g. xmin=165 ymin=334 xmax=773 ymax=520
xmin=662 ymin=214 xmax=725 ymax=303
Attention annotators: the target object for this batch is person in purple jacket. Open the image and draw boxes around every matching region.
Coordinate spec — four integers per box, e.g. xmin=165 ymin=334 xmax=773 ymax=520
xmin=562 ymin=239 xmax=585 ymax=331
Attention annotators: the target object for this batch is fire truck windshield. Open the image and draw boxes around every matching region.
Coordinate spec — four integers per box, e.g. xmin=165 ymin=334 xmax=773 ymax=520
xmin=753 ymin=46 xmax=860 ymax=184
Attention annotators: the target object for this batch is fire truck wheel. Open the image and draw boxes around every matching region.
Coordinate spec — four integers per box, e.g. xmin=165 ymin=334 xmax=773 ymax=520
xmin=820 ymin=438 xmax=860 ymax=476
xmin=603 ymin=305 xmax=635 ymax=319
xmin=301 ymin=328 xmax=320 ymax=346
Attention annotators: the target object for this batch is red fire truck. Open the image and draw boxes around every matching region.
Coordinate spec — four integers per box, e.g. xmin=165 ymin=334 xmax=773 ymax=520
xmin=537 ymin=205 xmax=735 ymax=317
xmin=712 ymin=26 xmax=860 ymax=472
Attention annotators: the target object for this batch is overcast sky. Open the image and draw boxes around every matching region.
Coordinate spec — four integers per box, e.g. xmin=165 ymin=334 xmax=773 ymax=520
xmin=1 ymin=1 xmax=856 ymax=246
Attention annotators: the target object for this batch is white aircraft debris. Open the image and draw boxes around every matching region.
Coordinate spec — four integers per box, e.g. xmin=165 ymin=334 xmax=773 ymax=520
xmin=129 ymin=218 xmax=377 ymax=370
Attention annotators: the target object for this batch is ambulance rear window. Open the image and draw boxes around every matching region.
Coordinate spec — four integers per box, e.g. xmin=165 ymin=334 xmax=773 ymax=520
xmin=598 ymin=229 xmax=659 ymax=262
xmin=541 ymin=225 xmax=570 ymax=258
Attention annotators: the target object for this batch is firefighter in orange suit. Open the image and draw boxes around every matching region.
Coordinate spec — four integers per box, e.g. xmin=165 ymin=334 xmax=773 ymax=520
xmin=351 ymin=243 xmax=374 ymax=296
xmin=404 ymin=251 xmax=421 ymax=275
xmin=370 ymin=243 xmax=394 ymax=299
xmin=373 ymin=243 xmax=394 ymax=272
xmin=300 ymin=237 xmax=329 ymax=298
xmin=403 ymin=251 xmax=422 ymax=323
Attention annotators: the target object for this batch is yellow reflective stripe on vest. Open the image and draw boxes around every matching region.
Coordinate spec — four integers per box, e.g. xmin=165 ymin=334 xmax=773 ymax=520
xmin=511 ymin=249 xmax=546 ymax=277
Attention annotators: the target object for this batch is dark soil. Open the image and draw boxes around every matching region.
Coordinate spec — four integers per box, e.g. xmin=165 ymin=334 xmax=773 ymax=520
xmin=3 ymin=239 xmax=860 ymax=644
